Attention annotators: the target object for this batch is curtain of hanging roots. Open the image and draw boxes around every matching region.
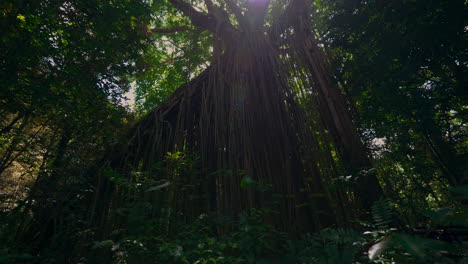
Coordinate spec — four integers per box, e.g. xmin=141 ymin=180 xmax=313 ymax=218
xmin=89 ymin=35 xmax=348 ymax=236
xmin=87 ymin=2 xmax=374 ymax=237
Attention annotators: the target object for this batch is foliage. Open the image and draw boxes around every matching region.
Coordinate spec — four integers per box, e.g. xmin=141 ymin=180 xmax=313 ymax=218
xmin=0 ymin=0 xmax=156 ymax=261
xmin=297 ymin=228 xmax=367 ymax=264
xmin=0 ymin=0 xmax=467 ymax=263
xmin=85 ymin=153 xmax=467 ymax=264
xmin=315 ymin=0 xmax=467 ymax=215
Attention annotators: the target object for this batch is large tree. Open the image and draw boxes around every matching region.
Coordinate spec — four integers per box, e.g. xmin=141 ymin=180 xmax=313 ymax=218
xmin=91 ymin=0 xmax=384 ymax=234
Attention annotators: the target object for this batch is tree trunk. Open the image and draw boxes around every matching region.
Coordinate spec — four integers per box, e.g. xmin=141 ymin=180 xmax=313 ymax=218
xmin=90 ymin=0 xmax=385 ymax=235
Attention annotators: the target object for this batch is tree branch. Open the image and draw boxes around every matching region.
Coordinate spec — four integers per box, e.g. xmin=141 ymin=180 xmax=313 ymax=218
xmin=168 ymin=0 xmax=216 ymax=31
xmin=168 ymin=0 xmax=239 ymax=37
xmin=224 ymin=0 xmax=246 ymax=26
xmin=205 ymin=0 xmax=234 ymax=27
xmin=269 ymin=0 xmax=306 ymax=35
xmin=204 ymin=0 xmax=215 ymax=11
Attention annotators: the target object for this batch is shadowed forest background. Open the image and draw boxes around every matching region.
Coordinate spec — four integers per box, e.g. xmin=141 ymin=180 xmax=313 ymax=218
xmin=0 ymin=0 xmax=467 ymax=263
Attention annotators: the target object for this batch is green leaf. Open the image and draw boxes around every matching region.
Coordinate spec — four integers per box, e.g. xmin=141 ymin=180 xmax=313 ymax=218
xmin=240 ymin=176 xmax=255 ymax=189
